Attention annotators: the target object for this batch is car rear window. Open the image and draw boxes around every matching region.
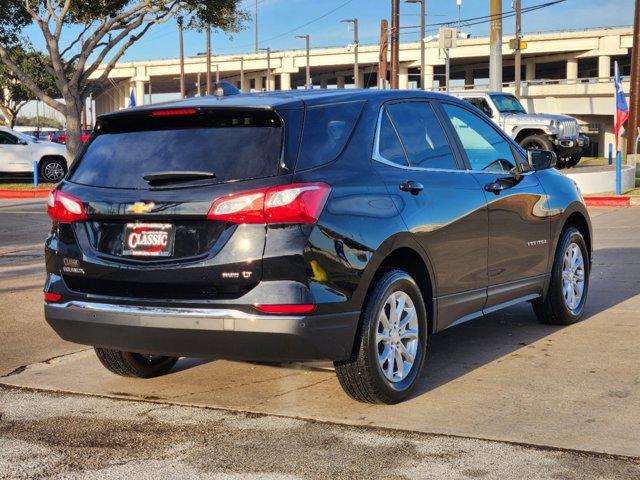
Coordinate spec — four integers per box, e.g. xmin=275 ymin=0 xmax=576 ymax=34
xmin=295 ymin=101 xmax=364 ymax=171
xmin=68 ymin=109 xmax=283 ymax=189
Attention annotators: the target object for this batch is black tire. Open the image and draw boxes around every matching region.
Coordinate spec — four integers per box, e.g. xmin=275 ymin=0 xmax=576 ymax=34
xmin=519 ymin=134 xmax=554 ymax=153
xmin=334 ymin=269 xmax=428 ymax=404
xmin=39 ymin=156 xmax=67 ymax=183
xmin=564 ymin=154 xmax=582 ymax=168
xmin=533 ymin=226 xmax=589 ymax=325
xmin=94 ymin=348 xmax=178 ymax=378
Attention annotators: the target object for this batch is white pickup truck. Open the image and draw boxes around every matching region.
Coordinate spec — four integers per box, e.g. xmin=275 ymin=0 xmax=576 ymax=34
xmin=0 ymin=126 xmax=68 ymax=182
xmin=451 ymin=91 xmax=589 ymax=169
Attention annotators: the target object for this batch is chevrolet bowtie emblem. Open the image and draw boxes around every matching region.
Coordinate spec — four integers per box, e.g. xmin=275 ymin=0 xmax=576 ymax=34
xmin=127 ymin=202 xmax=156 ymax=214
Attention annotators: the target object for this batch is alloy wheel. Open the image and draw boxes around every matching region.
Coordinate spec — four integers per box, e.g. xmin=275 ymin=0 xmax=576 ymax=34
xmin=43 ymin=162 xmax=65 ymax=182
xmin=561 ymin=242 xmax=585 ymax=311
xmin=376 ymin=291 xmax=420 ymax=383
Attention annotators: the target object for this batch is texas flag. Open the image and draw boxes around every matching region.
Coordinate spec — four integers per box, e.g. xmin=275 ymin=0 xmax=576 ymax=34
xmin=129 ymin=89 xmax=137 ymax=108
xmin=614 ymin=61 xmax=629 ymax=152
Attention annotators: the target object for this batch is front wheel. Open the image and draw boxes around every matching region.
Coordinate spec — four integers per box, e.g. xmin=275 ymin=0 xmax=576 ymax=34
xmin=564 ymin=154 xmax=582 ymax=168
xmin=533 ymin=226 xmax=589 ymax=325
xmin=94 ymin=348 xmax=178 ymax=378
xmin=519 ymin=134 xmax=554 ymax=153
xmin=334 ymin=270 xmax=428 ymax=404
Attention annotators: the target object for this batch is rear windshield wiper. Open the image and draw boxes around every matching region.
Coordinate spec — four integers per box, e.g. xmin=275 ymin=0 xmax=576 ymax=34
xmin=143 ymin=171 xmax=216 ymax=185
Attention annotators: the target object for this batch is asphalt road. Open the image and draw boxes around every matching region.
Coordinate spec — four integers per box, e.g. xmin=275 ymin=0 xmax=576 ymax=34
xmin=1 ymin=199 xmax=639 ymax=479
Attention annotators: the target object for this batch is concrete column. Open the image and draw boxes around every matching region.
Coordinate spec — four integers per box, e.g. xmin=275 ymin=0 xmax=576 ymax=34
xmin=399 ymin=66 xmax=409 ymax=90
xmin=268 ymin=75 xmax=276 ymax=92
xmin=598 ymin=55 xmax=611 ymax=81
xmin=134 ymin=80 xmax=145 ymax=107
xmin=567 ymin=58 xmax=578 ymax=82
xmin=320 ymin=79 xmax=328 ymax=89
xmin=525 ymin=62 xmax=536 ymax=81
xmin=280 ymin=73 xmax=291 ymax=91
xmin=464 ymin=68 xmax=474 ymax=89
xmin=254 ymin=76 xmax=263 ymax=92
xmin=424 ymin=65 xmax=435 ymax=90
xmin=355 ymin=69 xmax=365 ymax=89
xmin=336 ymin=76 xmax=345 ymax=89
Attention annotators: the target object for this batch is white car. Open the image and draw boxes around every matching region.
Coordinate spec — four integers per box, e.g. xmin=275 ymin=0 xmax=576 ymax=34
xmin=0 ymin=126 xmax=69 ymax=182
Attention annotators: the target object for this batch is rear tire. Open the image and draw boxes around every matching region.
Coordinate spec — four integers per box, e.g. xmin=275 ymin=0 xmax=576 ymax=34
xmin=39 ymin=156 xmax=67 ymax=183
xmin=94 ymin=348 xmax=178 ymax=378
xmin=334 ymin=270 xmax=428 ymax=404
xmin=533 ymin=226 xmax=589 ymax=325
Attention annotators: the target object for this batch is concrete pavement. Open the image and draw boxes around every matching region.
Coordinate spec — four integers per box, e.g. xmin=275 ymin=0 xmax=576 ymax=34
xmin=1 ymin=199 xmax=639 ymax=477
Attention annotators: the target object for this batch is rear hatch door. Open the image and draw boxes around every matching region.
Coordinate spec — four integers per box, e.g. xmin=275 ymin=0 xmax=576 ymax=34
xmin=59 ymin=106 xmax=292 ymax=302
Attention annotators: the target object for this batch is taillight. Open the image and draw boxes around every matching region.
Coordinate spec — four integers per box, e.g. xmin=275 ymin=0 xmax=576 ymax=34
xmin=47 ymin=190 xmax=87 ymax=223
xmin=255 ymin=304 xmax=316 ymax=314
xmin=44 ymin=292 xmax=62 ymax=303
xmin=208 ymin=183 xmax=330 ymax=225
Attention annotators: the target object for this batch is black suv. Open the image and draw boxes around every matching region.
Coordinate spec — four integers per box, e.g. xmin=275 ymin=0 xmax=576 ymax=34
xmin=44 ymin=89 xmax=592 ymax=404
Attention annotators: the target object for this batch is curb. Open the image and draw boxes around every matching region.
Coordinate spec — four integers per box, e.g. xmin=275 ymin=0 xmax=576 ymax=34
xmin=584 ymin=196 xmax=631 ymax=207
xmin=0 ymin=189 xmax=51 ymax=199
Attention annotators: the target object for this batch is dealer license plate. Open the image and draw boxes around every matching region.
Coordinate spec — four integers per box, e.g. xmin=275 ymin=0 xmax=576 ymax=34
xmin=123 ymin=223 xmax=175 ymax=257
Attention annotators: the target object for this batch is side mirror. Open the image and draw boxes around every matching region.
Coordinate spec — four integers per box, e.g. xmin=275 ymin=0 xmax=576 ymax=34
xmin=483 ymin=107 xmax=494 ymax=118
xmin=18 ymin=140 xmax=29 ymax=146
xmin=527 ymin=149 xmax=557 ymax=171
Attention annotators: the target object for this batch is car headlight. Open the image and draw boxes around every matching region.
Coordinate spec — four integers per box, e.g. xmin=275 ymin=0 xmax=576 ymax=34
xmin=549 ymin=120 xmax=557 ymax=128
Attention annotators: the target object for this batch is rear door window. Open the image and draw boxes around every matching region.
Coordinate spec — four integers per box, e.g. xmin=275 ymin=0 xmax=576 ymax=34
xmin=296 ymin=101 xmax=364 ymax=171
xmin=68 ymin=109 xmax=283 ymax=190
xmin=385 ymin=102 xmax=457 ymax=170
xmin=377 ymin=110 xmax=408 ymax=166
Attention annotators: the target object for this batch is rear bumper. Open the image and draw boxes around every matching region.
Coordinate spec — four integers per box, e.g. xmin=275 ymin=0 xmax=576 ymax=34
xmin=44 ymin=301 xmax=360 ymax=362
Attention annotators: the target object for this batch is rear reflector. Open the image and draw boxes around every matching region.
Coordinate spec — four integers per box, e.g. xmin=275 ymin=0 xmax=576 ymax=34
xmin=44 ymin=292 xmax=62 ymax=303
xmin=47 ymin=190 xmax=87 ymax=223
xmin=151 ymin=108 xmax=197 ymax=117
xmin=255 ymin=304 xmax=316 ymax=315
xmin=208 ymin=183 xmax=330 ymax=225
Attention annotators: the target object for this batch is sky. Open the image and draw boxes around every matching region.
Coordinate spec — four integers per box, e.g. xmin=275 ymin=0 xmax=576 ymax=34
xmin=24 ymin=0 xmax=634 ymax=63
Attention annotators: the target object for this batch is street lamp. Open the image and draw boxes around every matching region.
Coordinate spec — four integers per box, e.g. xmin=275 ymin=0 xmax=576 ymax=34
xmin=341 ymin=18 xmax=359 ymax=88
xmin=295 ymin=35 xmax=311 ymax=89
xmin=406 ymin=0 xmax=426 ymax=90
xmin=258 ymin=47 xmax=271 ymax=91
xmin=206 ymin=25 xmax=212 ymax=95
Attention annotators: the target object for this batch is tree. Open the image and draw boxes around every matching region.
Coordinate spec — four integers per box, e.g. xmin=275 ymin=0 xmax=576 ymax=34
xmin=0 ymin=1 xmax=247 ymax=157
xmin=0 ymin=47 xmax=59 ymax=128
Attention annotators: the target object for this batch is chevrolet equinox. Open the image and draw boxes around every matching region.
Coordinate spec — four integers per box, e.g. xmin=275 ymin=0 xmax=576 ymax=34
xmin=44 ymin=88 xmax=592 ymax=404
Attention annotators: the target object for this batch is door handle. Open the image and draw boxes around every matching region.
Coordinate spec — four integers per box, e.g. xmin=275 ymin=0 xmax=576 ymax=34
xmin=484 ymin=181 xmax=506 ymax=194
xmin=399 ymin=181 xmax=424 ymax=195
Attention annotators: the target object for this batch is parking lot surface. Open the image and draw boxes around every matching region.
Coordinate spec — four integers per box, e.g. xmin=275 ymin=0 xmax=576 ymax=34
xmin=1 ymin=199 xmax=639 ymax=478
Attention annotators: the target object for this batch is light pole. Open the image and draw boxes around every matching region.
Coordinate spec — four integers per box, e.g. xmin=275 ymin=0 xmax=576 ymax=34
xmin=406 ymin=0 xmax=425 ymax=90
xmin=178 ymin=17 xmax=185 ymax=98
xmin=296 ymin=35 xmax=311 ymax=89
xmin=513 ymin=0 xmax=522 ymax=98
xmin=259 ymin=47 xmax=272 ymax=91
xmin=206 ymin=25 xmax=212 ymax=95
xmin=255 ymin=0 xmax=259 ymax=53
xmin=489 ymin=0 xmax=503 ymax=91
xmin=341 ymin=18 xmax=359 ymax=88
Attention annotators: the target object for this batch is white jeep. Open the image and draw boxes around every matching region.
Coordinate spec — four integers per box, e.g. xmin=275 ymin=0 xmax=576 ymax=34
xmin=451 ymin=91 xmax=589 ymax=169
